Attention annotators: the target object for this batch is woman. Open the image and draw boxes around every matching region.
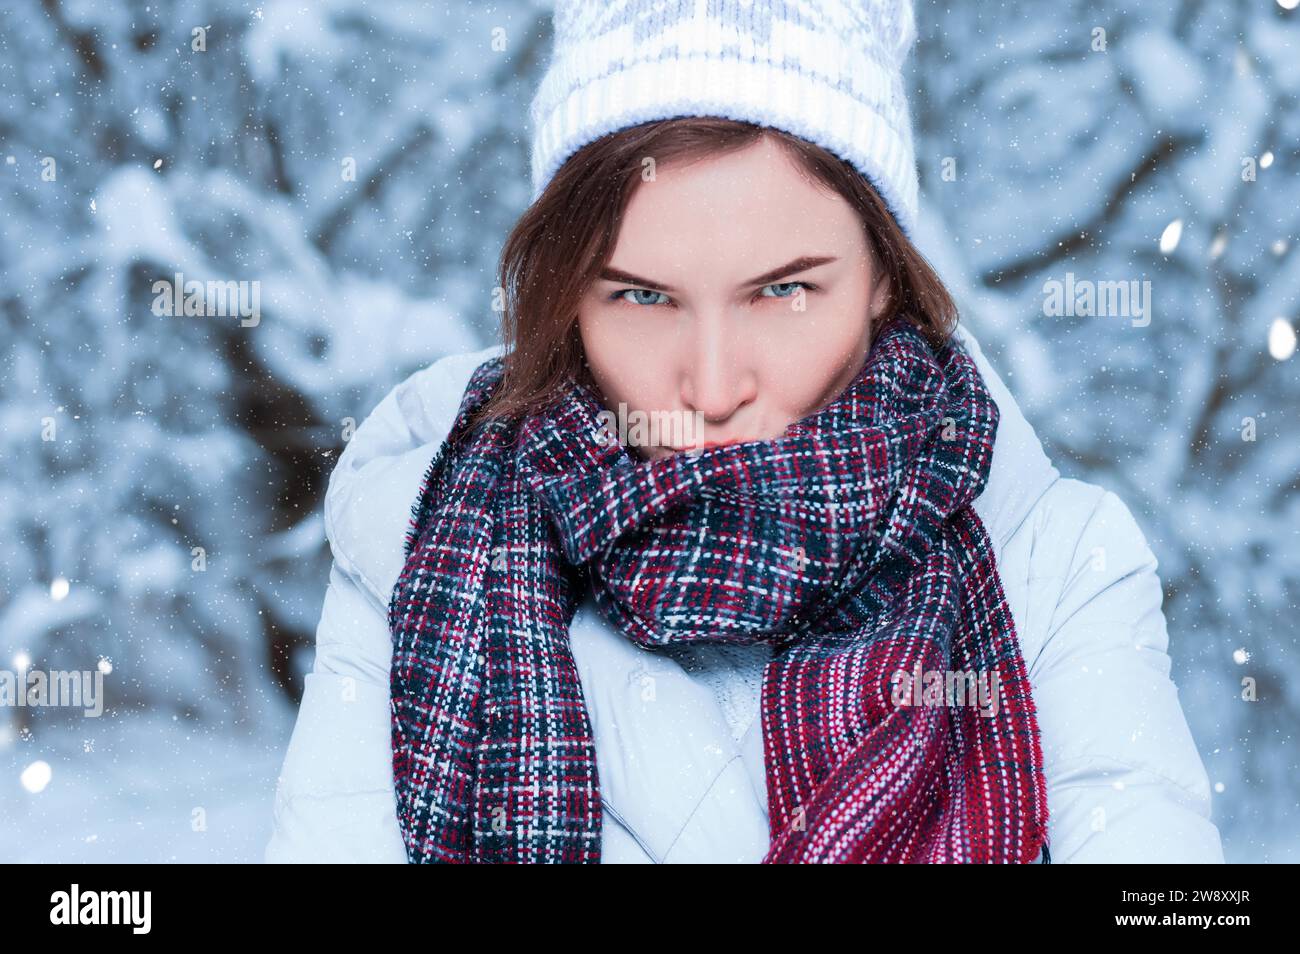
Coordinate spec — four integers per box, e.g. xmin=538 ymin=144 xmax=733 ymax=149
xmin=266 ymin=0 xmax=1223 ymax=863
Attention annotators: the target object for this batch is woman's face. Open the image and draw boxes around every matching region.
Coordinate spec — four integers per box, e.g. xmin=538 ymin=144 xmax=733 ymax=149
xmin=576 ymin=135 xmax=890 ymax=461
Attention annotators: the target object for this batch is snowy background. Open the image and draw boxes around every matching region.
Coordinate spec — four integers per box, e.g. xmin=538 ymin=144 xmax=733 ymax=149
xmin=1 ymin=0 xmax=1295 ymax=862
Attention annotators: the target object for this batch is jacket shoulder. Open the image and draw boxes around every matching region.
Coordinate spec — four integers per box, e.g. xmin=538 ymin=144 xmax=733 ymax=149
xmin=1015 ymin=478 xmax=1160 ymax=651
xmin=1008 ymin=476 xmax=1164 ymax=677
xmin=323 ymin=342 xmax=507 ymax=608
xmin=270 ymin=347 xmax=505 ymax=865
xmin=1012 ymin=478 xmax=1223 ymax=861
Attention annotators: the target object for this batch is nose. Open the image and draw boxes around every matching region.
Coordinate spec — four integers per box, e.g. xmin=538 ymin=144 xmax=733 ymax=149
xmin=679 ymin=316 xmax=757 ymax=429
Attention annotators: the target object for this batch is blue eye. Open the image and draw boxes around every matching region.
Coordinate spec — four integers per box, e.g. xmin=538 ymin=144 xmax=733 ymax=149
xmin=611 ymin=288 xmax=670 ymax=306
xmin=760 ymin=281 xmax=815 ymax=299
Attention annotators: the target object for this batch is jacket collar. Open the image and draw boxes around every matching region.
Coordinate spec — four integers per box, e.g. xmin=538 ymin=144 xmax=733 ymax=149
xmin=952 ymin=321 xmax=1060 ymax=550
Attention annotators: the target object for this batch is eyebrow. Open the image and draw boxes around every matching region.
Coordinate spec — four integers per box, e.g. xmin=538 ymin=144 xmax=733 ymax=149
xmin=598 ymin=255 xmax=839 ymax=293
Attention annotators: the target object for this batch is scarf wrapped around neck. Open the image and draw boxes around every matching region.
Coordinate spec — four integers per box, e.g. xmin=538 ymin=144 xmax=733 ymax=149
xmin=387 ymin=313 xmax=1050 ymax=863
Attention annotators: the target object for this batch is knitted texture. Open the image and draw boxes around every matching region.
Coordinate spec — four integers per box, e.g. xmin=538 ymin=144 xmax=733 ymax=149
xmin=388 ymin=314 xmax=1050 ymax=863
xmin=529 ymin=0 xmax=922 ymax=236
xmin=660 ymin=640 xmax=773 ymax=741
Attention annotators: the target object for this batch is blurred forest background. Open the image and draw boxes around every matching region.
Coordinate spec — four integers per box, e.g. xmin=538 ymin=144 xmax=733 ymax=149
xmin=1 ymin=0 xmax=1295 ymax=861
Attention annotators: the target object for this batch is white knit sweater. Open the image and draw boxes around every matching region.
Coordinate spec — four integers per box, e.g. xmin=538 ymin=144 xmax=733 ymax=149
xmin=658 ymin=641 xmax=772 ymax=742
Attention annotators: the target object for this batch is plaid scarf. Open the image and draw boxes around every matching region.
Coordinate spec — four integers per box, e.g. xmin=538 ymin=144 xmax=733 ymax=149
xmin=388 ymin=314 xmax=1050 ymax=863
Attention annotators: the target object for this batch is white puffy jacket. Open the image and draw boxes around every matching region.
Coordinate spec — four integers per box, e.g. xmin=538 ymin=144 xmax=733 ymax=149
xmin=265 ymin=321 xmax=1225 ymax=864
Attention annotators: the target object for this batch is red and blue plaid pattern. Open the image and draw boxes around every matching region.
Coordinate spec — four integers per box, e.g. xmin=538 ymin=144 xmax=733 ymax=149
xmin=388 ymin=314 xmax=1050 ymax=863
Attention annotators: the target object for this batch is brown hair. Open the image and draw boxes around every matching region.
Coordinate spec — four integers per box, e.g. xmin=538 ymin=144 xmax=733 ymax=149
xmin=472 ymin=116 xmax=957 ymax=429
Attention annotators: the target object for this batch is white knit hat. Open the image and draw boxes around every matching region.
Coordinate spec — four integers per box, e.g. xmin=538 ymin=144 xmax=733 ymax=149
xmin=528 ymin=0 xmax=921 ymax=237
